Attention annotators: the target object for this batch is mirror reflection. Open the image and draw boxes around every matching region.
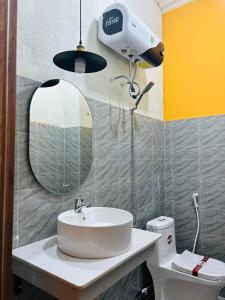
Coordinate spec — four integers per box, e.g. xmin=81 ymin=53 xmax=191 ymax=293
xmin=29 ymin=79 xmax=92 ymax=194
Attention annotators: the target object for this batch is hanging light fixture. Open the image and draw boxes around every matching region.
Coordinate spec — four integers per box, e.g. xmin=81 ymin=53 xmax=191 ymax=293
xmin=53 ymin=0 xmax=107 ymax=73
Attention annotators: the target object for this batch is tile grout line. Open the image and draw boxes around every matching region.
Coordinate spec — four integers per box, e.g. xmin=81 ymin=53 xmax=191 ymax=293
xmin=93 ymin=100 xmax=97 ymax=206
xmin=16 ymin=124 xmax=20 ymax=247
xmin=197 ymin=118 xmax=203 ymax=255
xmin=170 ymin=123 xmax=175 ymax=218
xmin=163 ymin=121 xmax=166 ymax=214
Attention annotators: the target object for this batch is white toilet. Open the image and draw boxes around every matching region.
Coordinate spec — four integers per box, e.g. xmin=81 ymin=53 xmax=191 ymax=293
xmin=146 ymin=216 xmax=225 ymax=300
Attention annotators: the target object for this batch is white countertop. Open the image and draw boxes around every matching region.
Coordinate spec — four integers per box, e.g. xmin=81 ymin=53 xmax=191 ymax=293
xmin=12 ymin=228 xmax=160 ymax=289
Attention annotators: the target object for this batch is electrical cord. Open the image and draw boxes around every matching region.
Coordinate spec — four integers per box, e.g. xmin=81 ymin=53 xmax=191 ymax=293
xmin=113 ymin=75 xmax=140 ymax=98
xmin=112 ymin=60 xmax=140 ymax=99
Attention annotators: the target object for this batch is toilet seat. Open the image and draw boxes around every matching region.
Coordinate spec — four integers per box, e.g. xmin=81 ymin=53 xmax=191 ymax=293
xmin=172 ymin=250 xmax=225 ymax=282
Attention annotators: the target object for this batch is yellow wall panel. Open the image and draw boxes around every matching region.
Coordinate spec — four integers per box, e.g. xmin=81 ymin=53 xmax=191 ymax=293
xmin=163 ymin=0 xmax=225 ymax=121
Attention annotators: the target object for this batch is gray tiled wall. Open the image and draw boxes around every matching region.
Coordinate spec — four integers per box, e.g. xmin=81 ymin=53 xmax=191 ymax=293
xmin=30 ymin=123 xmax=92 ymax=194
xmin=165 ymin=115 xmax=225 ymax=298
xmin=14 ymin=75 xmax=165 ymax=300
xmin=165 ymin=116 xmax=225 ymax=259
xmin=30 ymin=122 xmax=66 ymax=194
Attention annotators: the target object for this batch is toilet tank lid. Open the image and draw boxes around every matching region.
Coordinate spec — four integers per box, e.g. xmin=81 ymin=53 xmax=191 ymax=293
xmin=146 ymin=216 xmax=174 ymax=230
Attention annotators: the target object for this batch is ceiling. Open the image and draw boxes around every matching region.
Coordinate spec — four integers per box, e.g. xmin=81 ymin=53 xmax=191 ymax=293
xmin=155 ymin=0 xmax=194 ymax=13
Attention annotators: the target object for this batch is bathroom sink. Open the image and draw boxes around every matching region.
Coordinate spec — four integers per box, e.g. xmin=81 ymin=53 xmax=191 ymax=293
xmin=57 ymin=207 xmax=133 ymax=258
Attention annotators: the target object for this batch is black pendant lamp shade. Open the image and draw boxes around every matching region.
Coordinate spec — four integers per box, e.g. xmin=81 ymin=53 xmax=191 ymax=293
xmin=53 ymin=0 xmax=107 ymax=73
xmin=53 ymin=50 xmax=107 ymax=73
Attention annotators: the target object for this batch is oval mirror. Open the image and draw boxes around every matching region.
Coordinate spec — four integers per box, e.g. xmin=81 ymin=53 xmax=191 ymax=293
xmin=29 ymin=79 xmax=93 ymax=194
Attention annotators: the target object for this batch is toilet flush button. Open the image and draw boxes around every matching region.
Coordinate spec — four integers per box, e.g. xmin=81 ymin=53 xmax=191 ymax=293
xmin=158 ymin=217 xmax=166 ymax=221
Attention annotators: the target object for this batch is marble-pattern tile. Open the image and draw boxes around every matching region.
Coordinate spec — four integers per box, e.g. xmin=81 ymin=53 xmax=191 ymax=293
xmin=201 ymin=179 xmax=225 ymax=210
xmin=164 ymin=121 xmax=172 ymax=148
xmin=172 ymin=147 xmax=199 ymax=180
xmin=37 ymin=173 xmax=64 ymax=194
xmin=18 ymin=132 xmax=40 ymax=191
xmin=30 ymin=122 xmax=93 ymax=195
xmin=164 ymin=171 xmax=172 ymax=207
xmin=17 ymin=188 xmax=64 ymax=246
xmin=80 ymin=127 xmax=92 ymax=149
xmin=94 ymin=102 xmax=119 ymax=144
xmin=94 ymin=141 xmax=118 ymax=160
xmin=95 ymin=159 xmax=119 ymax=182
xmin=16 ymin=76 xmax=40 ymax=133
xmin=202 ymin=206 xmax=225 ymax=241
xmin=153 ymin=147 xmax=164 ymax=161
xmin=80 ymin=145 xmax=92 ymax=177
xmin=14 ymin=133 xmax=19 ymax=191
xmin=199 ymin=115 xmax=225 ymax=146
xmin=118 ymin=110 xmax=132 ymax=145
xmin=64 ymin=172 xmax=80 ymax=194
xmin=135 ymin=176 xmax=153 ymax=209
xmin=164 ymin=179 xmax=172 ymax=206
xmin=152 ymin=176 xmax=165 ymax=214
xmin=171 ymin=119 xmax=199 ymax=150
xmin=95 ymin=179 xmax=120 ymax=208
xmin=65 ymin=151 xmax=80 ymax=174
xmin=119 ymin=142 xmax=131 ymax=160
xmin=200 ymin=145 xmax=225 ymax=181
xmin=137 ymin=201 xmax=155 ymax=229
xmin=38 ymin=149 xmax=64 ymax=174
xmin=119 ymin=177 xmax=132 ymax=212
xmin=134 ymin=143 xmax=152 ymax=161
xmin=119 ymin=157 xmax=131 ymax=179
xmin=79 ymin=164 xmax=95 ymax=192
xmin=201 ymin=179 xmax=225 ymax=256
xmin=37 ymin=125 xmax=64 ymax=153
xmin=164 ymin=148 xmax=172 ymax=216
xmin=65 ymin=126 xmax=80 ymax=154
xmin=80 ymin=167 xmax=92 ymax=186
xmin=134 ymin=114 xmax=153 ymax=146
xmin=13 ymin=192 xmax=18 ymax=249
xmin=152 ymin=118 xmax=164 ymax=149
xmin=136 ymin=159 xmax=152 ymax=179
xmin=165 ymin=200 xmax=174 ymax=218
xmin=152 ymin=157 xmax=164 ymax=177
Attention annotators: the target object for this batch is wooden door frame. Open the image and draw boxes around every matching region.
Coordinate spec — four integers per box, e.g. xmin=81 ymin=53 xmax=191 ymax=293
xmin=0 ymin=0 xmax=17 ymax=299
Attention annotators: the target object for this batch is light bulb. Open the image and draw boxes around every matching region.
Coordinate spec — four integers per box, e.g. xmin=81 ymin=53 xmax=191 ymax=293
xmin=74 ymin=56 xmax=86 ymax=73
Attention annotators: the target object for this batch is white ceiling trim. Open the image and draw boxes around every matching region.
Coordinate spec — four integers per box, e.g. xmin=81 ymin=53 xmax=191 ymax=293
xmin=155 ymin=0 xmax=194 ymax=13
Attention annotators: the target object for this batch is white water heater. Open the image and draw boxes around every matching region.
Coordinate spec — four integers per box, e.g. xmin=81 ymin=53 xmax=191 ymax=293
xmin=98 ymin=3 xmax=164 ymax=69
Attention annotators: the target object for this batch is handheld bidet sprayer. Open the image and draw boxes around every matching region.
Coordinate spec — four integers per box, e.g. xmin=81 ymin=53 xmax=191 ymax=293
xmin=192 ymin=193 xmax=200 ymax=253
xmin=192 ymin=193 xmax=199 ymax=209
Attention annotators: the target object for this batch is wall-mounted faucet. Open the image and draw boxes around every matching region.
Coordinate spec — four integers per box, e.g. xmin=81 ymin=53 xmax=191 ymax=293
xmin=74 ymin=198 xmax=91 ymax=213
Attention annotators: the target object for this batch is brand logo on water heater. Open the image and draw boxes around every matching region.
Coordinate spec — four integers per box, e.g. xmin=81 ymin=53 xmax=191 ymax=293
xmin=105 ymin=16 xmax=119 ymax=27
xmin=103 ymin=9 xmax=123 ymax=35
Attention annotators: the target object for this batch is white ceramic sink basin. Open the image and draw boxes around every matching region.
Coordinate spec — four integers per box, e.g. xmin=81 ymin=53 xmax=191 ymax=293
xmin=57 ymin=207 xmax=133 ymax=258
